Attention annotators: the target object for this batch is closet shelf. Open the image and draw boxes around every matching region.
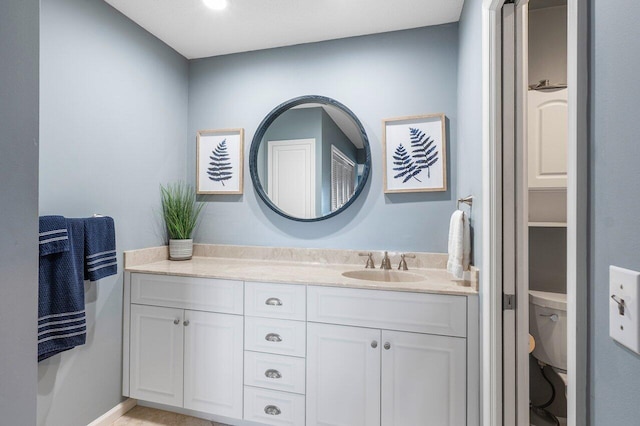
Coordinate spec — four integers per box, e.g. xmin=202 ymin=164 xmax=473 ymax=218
xmin=528 ymin=221 xmax=567 ymax=228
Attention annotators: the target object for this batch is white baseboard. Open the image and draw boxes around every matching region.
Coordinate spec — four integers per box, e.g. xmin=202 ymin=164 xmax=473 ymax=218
xmin=87 ymin=398 xmax=137 ymax=426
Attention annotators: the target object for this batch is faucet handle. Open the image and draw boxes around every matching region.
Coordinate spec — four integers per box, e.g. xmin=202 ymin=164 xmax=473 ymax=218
xmin=359 ymin=252 xmax=375 ymax=269
xmin=380 ymin=251 xmax=392 ymax=270
xmin=397 ymin=253 xmax=416 ymax=270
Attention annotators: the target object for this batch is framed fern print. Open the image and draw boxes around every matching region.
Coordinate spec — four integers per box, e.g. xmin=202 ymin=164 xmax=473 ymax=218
xmin=196 ymin=128 xmax=244 ymax=194
xmin=383 ymin=113 xmax=447 ymax=193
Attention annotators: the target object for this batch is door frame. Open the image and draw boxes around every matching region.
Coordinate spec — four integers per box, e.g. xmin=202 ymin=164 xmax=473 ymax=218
xmin=481 ymin=0 xmax=589 ymax=425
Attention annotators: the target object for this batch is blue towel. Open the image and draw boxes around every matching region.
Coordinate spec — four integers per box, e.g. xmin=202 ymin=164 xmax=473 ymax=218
xmin=39 ymin=215 xmax=69 ymax=256
xmin=83 ymin=216 xmax=117 ymax=282
xmin=38 ymin=218 xmax=86 ymax=362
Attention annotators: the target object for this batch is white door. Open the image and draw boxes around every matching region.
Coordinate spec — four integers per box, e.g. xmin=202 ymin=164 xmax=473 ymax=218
xmin=381 ymin=330 xmax=467 ymax=426
xmin=268 ymin=139 xmax=316 ymax=218
xmin=504 ymin=2 xmax=532 ymax=425
xmin=528 ymin=88 xmax=568 ymax=189
xmin=130 ymin=304 xmax=184 ymax=406
xmin=306 ymin=323 xmax=381 ymax=426
xmin=183 ymin=310 xmax=243 ymax=417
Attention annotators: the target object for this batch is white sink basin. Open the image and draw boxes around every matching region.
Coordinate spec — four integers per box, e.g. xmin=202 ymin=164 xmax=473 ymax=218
xmin=341 ymin=269 xmax=425 ymax=283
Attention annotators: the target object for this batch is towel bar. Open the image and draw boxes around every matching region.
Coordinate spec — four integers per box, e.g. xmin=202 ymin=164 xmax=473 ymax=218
xmin=457 ymin=196 xmax=473 ymax=210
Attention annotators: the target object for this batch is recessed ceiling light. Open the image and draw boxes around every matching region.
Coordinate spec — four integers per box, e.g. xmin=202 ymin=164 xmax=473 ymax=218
xmin=203 ymin=0 xmax=228 ymax=11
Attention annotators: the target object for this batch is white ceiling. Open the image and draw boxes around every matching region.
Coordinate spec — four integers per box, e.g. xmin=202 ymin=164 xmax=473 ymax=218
xmin=104 ymin=0 xmax=464 ymax=59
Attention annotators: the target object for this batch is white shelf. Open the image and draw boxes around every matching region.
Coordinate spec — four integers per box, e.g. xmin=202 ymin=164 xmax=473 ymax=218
xmin=528 ymin=222 xmax=567 ymax=228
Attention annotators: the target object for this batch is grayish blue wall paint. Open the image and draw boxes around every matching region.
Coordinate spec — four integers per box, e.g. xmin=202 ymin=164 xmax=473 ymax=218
xmin=189 ymin=26 xmax=459 ymax=252
xmin=529 ymin=227 xmax=567 ymax=294
xmin=457 ymin=0 xmax=483 ymax=266
xmin=0 ymin=1 xmax=39 ymax=424
xmin=590 ymin=0 xmax=640 ymax=422
xmin=38 ymin=0 xmax=188 ymax=425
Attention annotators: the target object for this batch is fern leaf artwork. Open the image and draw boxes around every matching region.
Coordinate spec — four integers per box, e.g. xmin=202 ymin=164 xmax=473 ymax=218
xmin=392 ymin=143 xmax=422 ymax=183
xmin=207 ymin=139 xmax=233 ymax=186
xmin=409 ymin=127 xmax=439 ymax=178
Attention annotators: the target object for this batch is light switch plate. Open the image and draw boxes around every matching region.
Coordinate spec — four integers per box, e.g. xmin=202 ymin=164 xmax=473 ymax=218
xmin=610 ymin=266 xmax=640 ymax=354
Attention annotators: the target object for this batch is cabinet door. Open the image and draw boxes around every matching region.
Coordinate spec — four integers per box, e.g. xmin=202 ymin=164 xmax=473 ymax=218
xmin=183 ymin=310 xmax=243 ymax=418
xmin=528 ymin=88 xmax=568 ymax=189
xmin=381 ymin=330 xmax=466 ymax=426
xmin=130 ymin=304 xmax=184 ymax=406
xmin=307 ymin=323 xmax=381 ymax=426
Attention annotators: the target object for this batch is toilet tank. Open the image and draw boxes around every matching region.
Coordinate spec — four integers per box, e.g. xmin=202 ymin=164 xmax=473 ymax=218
xmin=529 ymin=290 xmax=567 ymax=371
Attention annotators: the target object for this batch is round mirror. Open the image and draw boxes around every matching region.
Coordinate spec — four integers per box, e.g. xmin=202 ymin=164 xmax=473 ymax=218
xmin=249 ymin=95 xmax=371 ymax=222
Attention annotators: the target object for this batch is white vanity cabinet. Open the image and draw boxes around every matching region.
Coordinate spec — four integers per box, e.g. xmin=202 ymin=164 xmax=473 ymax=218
xmin=380 ymin=330 xmax=466 ymax=426
xmin=243 ymin=281 xmax=307 ymax=426
xmin=125 ymin=273 xmax=244 ymax=419
xmin=130 ymin=304 xmax=184 ymax=407
xmin=306 ymin=323 xmax=381 ymax=426
xmin=123 ymin=270 xmax=478 ymax=426
xmin=306 ymin=286 xmax=468 ymax=426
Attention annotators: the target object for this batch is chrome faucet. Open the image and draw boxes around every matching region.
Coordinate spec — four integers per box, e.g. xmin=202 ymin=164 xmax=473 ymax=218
xmin=358 ymin=252 xmax=375 ymax=269
xmin=397 ymin=253 xmax=416 ymax=270
xmin=380 ymin=251 xmax=392 ymax=270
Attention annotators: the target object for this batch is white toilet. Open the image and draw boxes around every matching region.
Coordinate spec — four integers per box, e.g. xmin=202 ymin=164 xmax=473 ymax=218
xmin=529 ymin=290 xmax=568 ymax=390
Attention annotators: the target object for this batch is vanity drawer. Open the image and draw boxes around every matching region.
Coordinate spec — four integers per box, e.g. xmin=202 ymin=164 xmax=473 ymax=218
xmin=245 ymin=281 xmax=306 ymax=321
xmin=245 ymin=317 xmax=306 ymax=357
xmin=244 ymin=386 xmax=305 ymax=426
xmin=244 ymin=351 xmax=306 ymax=394
xmin=131 ymin=273 xmax=243 ymax=314
xmin=307 ymin=285 xmax=467 ymax=337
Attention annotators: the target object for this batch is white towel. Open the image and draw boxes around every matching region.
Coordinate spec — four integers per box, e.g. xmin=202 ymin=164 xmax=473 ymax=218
xmin=447 ymin=210 xmax=470 ymax=279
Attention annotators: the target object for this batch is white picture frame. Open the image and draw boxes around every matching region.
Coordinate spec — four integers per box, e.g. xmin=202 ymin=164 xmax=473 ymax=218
xmin=196 ymin=128 xmax=244 ymax=195
xmin=383 ymin=113 xmax=447 ymax=193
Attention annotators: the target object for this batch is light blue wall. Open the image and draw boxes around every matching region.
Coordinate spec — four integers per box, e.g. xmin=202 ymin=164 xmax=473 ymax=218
xmin=590 ymin=0 xmax=640 ymax=422
xmin=38 ymin=0 xmax=188 ymax=425
xmin=457 ymin=0 xmax=483 ymax=266
xmin=189 ymin=26 xmax=459 ymax=252
xmin=0 ymin=1 xmax=39 ymax=424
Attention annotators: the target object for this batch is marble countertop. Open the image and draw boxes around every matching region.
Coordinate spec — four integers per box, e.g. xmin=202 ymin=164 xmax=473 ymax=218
xmin=124 ymin=245 xmax=478 ymax=296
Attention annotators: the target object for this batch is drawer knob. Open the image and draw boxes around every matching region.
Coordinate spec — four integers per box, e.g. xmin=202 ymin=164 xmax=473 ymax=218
xmin=384 ymin=342 xmax=391 ymax=350
xmin=264 ymin=405 xmax=281 ymax=416
xmin=265 ymin=297 xmax=283 ymax=306
xmin=265 ymin=333 xmax=283 ymax=342
xmin=371 ymin=340 xmax=378 ymax=348
xmin=173 ymin=319 xmax=180 ymax=325
xmin=183 ymin=320 xmax=190 ymax=326
xmin=265 ymin=369 xmax=282 ymax=379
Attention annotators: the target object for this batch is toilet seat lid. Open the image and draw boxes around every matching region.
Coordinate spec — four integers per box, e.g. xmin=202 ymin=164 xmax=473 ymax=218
xmin=529 ymin=290 xmax=567 ymax=311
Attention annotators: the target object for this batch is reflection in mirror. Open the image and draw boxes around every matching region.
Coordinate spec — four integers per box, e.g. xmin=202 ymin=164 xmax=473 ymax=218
xmin=250 ymin=96 xmax=371 ymax=222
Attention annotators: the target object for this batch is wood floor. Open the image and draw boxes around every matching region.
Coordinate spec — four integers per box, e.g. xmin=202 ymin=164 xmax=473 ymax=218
xmin=112 ymin=406 xmax=229 ymax=426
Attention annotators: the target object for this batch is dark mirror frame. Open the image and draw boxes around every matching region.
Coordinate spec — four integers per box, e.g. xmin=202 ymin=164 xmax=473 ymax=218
xmin=249 ymin=95 xmax=371 ymax=222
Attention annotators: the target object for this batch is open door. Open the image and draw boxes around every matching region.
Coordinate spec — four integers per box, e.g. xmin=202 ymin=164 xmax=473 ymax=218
xmin=501 ymin=2 xmax=531 ymax=424
xmin=485 ymin=0 xmax=588 ymax=425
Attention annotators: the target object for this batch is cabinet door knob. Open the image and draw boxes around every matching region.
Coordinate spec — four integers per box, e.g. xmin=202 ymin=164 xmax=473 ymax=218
xmin=265 ymin=297 xmax=283 ymax=306
xmin=183 ymin=320 xmax=190 ymax=326
xmin=384 ymin=342 xmax=391 ymax=350
xmin=264 ymin=405 xmax=281 ymax=416
xmin=265 ymin=369 xmax=282 ymax=379
xmin=173 ymin=319 xmax=180 ymax=325
xmin=371 ymin=340 xmax=378 ymax=348
xmin=265 ymin=333 xmax=282 ymax=342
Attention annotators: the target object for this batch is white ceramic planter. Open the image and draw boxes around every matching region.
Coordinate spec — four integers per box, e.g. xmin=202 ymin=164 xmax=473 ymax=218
xmin=169 ymin=239 xmax=193 ymax=261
